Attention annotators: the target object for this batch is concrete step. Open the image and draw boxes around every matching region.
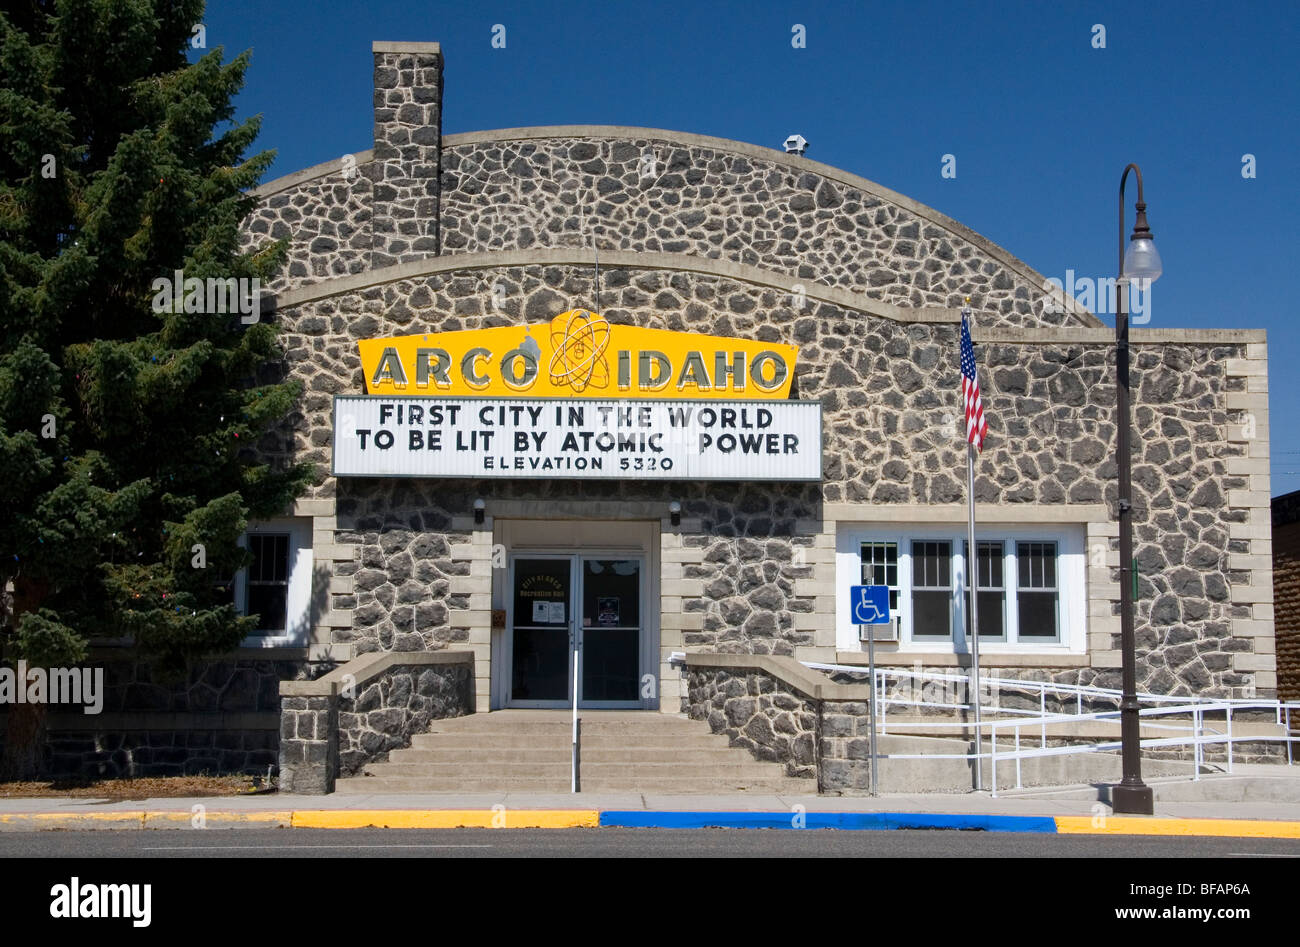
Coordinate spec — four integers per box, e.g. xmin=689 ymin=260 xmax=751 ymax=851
xmin=364 ymin=761 xmax=796 ymax=779
xmin=334 ymin=776 xmax=571 ymax=793
xmin=344 ymin=709 xmax=802 ymax=794
xmin=334 ymin=775 xmax=813 ymax=793
xmin=391 ymin=747 xmax=748 ymax=764
xmin=423 ymin=717 xmax=706 ymax=735
xmin=364 ymin=762 xmax=571 ymax=778
xmin=408 ymin=732 xmax=729 ymax=750
xmin=580 ymin=778 xmax=812 ymax=792
xmin=391 ymin=748 xmax=572 ymax=764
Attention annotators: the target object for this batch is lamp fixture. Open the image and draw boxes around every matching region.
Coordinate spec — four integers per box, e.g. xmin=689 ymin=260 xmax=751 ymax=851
xmin=1122 ymin=200 xmax=1163 ymax=283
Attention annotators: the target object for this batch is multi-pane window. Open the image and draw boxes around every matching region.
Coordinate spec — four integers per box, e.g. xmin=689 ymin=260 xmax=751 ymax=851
xmin=245 ymin=533 xmax=290 ymax=633
xmin=963 ymin=540 xmax=1005 ymax=640
xmin=911 ymin=541 xmax=952 ymax=639
xmin=859 ymin=541 xmax=899 ymax=614
xmin=1017 ymin=541 xmax=1059 ymax=639
xmin=849 ymin=532 xmax=1074 ymax=649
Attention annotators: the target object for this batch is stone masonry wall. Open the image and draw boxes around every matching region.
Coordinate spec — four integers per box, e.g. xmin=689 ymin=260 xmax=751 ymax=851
xmin=91 ymin=657 xmax=305 ymax=713
xmin=332 ymin=481 xmax=473 ymax=654
xmin=685 ymin=664 xmax=888 ymax=793
xmin=370 ymin=45 xmax=443 ymax=267
xmin=240 ymin=173 xmax=372 ymax=293
xmin=337 ymin=661 xmax=472 ymax=775
xmin=35 ymin=728 xmax=278 ymax=779
xmin=0 ymin=657 xmax=312 ymax=778
xmin=684 ymin=667 xmax=818 ymax=781
xmin=438 ymin=136 xmax=1084 ymax=327
xmin=278 ymin=657 xmax=472 ymax=792
xmin=260 ymin=262 xmax=1133 ymax=497
xmin=279 ymin=693 xmax=337 ymax=794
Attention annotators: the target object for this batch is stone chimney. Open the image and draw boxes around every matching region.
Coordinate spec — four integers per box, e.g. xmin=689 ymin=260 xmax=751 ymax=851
xmin=370 ymin=41 xmax=443 ymax=267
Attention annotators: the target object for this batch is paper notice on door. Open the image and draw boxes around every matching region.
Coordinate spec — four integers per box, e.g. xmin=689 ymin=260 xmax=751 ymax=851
xmin=532 ymin=601 xmax=549 ymax=623
xmin=549 ymin=601 xmax=566 ymax=623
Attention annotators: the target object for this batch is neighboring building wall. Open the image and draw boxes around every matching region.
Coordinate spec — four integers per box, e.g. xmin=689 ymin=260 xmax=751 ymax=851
xmin=1272 ymin=493 xmax=1300 ymax=702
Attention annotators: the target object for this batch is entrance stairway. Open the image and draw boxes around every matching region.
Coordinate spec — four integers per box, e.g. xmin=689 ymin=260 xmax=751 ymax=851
xmin=334 ymin=710 xmax=812 ymax=793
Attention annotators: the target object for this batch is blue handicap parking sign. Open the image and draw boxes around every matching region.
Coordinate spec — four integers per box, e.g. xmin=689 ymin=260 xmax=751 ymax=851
xmin=850 ymin=585 xmax=890 ymax=624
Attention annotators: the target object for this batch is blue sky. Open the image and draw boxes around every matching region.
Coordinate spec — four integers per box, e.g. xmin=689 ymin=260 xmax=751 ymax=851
xmin=205 ymin=0 xmax=1300 ymax=493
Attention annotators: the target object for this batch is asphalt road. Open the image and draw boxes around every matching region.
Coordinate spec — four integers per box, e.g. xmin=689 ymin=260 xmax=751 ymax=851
xmin=3 ymin=828 xmax=1298 ymax=857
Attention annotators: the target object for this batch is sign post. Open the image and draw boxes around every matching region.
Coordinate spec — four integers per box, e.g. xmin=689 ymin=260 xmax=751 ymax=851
xmin=850 ymin=585 xmax=890 ymax=797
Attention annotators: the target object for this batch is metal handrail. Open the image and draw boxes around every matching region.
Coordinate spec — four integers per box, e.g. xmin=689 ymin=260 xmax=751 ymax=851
xmin=802 ymin=660 xmax=1300 ymax=793
xmin=805 ymin=661 xmax=1285 ymax=709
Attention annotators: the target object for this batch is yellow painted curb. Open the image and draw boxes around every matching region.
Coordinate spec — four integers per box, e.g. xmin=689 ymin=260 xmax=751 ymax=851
xmin=143 ymin=811 xmax=294 ymax=829
xmin=1055 ymin=816 xmax=1300 ymax=839
xmin=290 ymin=809 xmax=600 ymax=829
xmin=0 ymin=811 xmax=146 ymax=829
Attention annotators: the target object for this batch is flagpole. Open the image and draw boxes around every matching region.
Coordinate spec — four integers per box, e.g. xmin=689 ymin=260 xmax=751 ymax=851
xmin=963 ymin=297 xmax=983 ymax=792
xmin=967 ymin=439 xmax=982 ymax=792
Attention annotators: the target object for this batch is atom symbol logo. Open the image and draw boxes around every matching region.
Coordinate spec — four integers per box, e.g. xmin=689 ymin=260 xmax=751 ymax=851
xmin=548 ymin=310 xmax=611 ymax=392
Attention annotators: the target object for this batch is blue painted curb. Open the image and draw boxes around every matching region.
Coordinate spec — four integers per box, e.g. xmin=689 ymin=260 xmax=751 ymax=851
xmin=598 ymin=811 xmax=1059 ymax=832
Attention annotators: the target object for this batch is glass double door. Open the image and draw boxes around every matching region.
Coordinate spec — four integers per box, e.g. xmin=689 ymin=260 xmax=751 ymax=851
xmin=508 ymin=555 xmax=643 ymax=708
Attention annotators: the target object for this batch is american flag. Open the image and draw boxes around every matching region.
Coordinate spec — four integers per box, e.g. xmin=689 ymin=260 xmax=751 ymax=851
xmin=960 ymin=307 xmax=989 ymax=452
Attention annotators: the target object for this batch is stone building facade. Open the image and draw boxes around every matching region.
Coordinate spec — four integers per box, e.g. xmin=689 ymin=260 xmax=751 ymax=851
xmin=25 ymin=39 xmax=1274 ymax=780
xmin=236 ymin=39 xmax=1274 ymax=710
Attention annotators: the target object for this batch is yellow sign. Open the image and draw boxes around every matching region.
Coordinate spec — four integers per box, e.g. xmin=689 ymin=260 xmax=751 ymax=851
xmin=358 ymin=311 xmax=798 ymax=400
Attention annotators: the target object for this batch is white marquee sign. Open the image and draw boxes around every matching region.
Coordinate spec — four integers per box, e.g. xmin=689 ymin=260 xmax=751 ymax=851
xmin=332 ymin=396 xmax=822 ymax=481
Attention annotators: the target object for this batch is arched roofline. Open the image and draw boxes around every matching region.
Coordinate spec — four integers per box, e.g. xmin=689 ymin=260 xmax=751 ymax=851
xmin=271 ymin=247 xmax=959 ymax=323
xmin=252 ymin=124 xmax=1101 ymax=327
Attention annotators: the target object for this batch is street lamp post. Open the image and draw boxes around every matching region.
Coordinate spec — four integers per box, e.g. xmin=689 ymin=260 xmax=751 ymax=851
xmin=1112 ymin=163 xmax=1162 ymax=815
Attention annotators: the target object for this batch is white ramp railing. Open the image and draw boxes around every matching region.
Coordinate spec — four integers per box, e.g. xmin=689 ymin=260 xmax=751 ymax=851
xmin=801 ymin=661 xmax=1299 ymax=793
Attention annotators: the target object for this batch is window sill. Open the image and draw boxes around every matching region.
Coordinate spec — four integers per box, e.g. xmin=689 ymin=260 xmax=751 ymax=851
xmin=834 ymin=650 xmax=1090 ymax=669
xmin=240 ymin=634 xmax=308 ymax=650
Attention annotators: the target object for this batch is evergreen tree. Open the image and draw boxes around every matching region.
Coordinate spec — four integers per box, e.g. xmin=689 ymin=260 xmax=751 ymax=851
xmin=0 ymin=0 xmax=313 ymax=777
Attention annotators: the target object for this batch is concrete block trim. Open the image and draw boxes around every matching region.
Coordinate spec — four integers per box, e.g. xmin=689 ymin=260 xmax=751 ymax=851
xmin=271 ymin=248 xmax=958 ymax=325
xmin=823 ymin=503 xmax=1110 ymax=524
xmin=251 ymin=152 xmax=374 ymax=199
xmin=279 ymin=649 xmax=474 ymax=697
xmin=372 ymin=40 xmax=443 ymax=54
xmin=682 ymin=652 xmax=870 ymax=701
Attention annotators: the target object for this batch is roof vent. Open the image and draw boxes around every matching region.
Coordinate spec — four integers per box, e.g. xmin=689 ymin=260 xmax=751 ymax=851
xmin=783 ymin=134 xmax=809 ymax=156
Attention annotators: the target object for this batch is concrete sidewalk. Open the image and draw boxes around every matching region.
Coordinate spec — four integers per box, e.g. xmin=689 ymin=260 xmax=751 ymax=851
xmin=1 ymin=778 xmax=1298 ymax=836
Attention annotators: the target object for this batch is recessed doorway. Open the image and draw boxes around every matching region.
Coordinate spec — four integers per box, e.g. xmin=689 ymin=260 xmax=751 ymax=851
xmin=506 ymin=553 xmax=646 ymax=708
